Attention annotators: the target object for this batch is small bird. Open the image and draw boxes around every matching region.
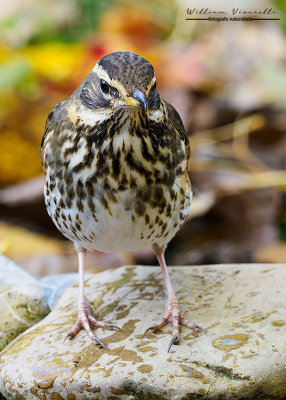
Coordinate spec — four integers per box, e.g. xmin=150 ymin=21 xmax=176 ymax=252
xmin=41 ymin=51 xmax=204 ymax=351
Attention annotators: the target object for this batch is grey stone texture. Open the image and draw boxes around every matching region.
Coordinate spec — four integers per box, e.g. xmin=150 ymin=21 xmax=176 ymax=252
xmin=0 ymin=264 xmax=286 ymax=399
xmin=0 ymin=255 xmax=49 ymax=351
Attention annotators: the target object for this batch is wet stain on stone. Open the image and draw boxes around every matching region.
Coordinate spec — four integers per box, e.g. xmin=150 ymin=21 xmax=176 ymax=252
xmin=32 ymin=364 xmax=72 ymax=389
xmin=272 ymin=320 xmax=285 ymax=327
xmin=30 ymin=386 xmax=47 ymax=400
xmin=104 ymin=319 xmax=140 ymax=345
xmin=129 ymin=272 xmax=164 ymax=300
xmin=104 ymin=366 xmax=113 ymax=377
xmin=108 ymin=346 xmax=143 ymax=365
xmin=93 ymin=300 xmax=119 ymax=320
xmin=232 ymin=322 xmax=244 ymax=328
xmin=90 ymin=290 xmax=107 ymax=311
xmin=241 ymin=311 xmax=276 ymax=324
xmin=89 ymin=268 xmax=137 ymax=312
xmin=224 ymin=295 xmax=234 ymax=309
xmin=86 ymin=386 xmax=101 ymax=393
xmin=115 ymin=302 xmax=138 ymax=320
xmin=138 ymin=345 xmax=157 ymax=353
xmin=180 ymin=364 xmax=210 ymax=384
xmin=242 ymin=353 xmax=258 ymax=359
xmin=212 ymin=333 xmax=248 ymax=352
xmin=108 ymin=268 xmax=137 ymax=294
xmin=110 ymin=387 xmax=123 ymax=395
xmin=72 ymin=320 xmax=141 ymax=370
xmin=193 ymin=362 xmax=249 ymax=381
xmin=247 ymin=292 xmax=258 ymax=297
xmin=50 ymin=393 xmax=65 ymax=400
xmin=205 ymin=322 xmax=220 ymax=331
xmin=0 ymin=323 xmax=68 ymax=357
xmin=138 ymin=364 xmax=153 ymax=373
xmin=122 ymin=380 xmax=167 ymax=400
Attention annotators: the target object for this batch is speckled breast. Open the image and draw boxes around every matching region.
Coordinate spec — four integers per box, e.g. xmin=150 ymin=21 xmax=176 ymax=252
xmin=44 ymin=137 xmax=191 ymax=253
xmin=44 ymin=168 xmax=191 ymax=253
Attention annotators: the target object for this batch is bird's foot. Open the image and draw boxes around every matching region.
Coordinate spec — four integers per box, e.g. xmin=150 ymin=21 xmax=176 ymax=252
xmin=143 ymin=294 xmax=205 ymax=352
xmin=64 ymin=299 xmax=120 ymax=349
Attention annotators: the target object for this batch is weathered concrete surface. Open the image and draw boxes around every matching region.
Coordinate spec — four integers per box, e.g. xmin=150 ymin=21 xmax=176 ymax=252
xmin=0 ymin=264 xmax=286 ymax=399
xmin=0 ymin=255 xmax=49 ymax=351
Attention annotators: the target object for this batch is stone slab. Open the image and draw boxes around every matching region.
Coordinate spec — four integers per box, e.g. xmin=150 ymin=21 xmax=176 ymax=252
xmin=0 ymin=264 xmax=286 ymax=399
xmin=0 ymin=255 xmax=50 ymax=351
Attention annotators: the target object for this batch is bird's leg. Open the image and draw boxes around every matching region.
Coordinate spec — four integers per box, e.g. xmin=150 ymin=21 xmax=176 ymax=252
xmin=65 ymin=250 xmax=119 ymax=349
xmin=144 ymin=244 xmax=204 ymax=352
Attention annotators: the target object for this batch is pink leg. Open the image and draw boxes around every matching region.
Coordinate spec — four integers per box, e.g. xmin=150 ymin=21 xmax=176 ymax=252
xmin=65 ymin=250 xmax=119 ymax=349
xmin=144 ymin=244 xmax=205 ymax=352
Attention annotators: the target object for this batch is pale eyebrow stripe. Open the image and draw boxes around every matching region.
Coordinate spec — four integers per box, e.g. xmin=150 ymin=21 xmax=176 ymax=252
xmin=146 ymin=76 xmax=156 ymax=95
xmin=93 ymin=63 xmax=156 ymax=96
xmin=92 ymin=64 xmax=128 ymax=96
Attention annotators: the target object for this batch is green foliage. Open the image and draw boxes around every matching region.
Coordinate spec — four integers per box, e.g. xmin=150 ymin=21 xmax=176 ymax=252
xmin=274 ymin=0 xmax=286 ymax=33
xmin=0 ymin=0 xmax=115 ymax=45
xmin=32 ymin=0 xmax=115 ymax=43
xmin=0 ymin=59 xmax=33 ymax=90
xmin=71 ymin=0 xmax=114 ymax=38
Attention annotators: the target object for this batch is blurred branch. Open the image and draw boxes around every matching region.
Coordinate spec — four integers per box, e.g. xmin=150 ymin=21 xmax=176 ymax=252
xmin=216 ymin=171 xmax=286 ymax=194
xmin=0 ymin=176 xmax=44 ymax=205
xmin=190 ymin=113 xmax=265 ymax=149
xmin=188 ymin=170 xmax=286 ymax=220
xmin=190 ymin=113 xmax=273 ymax=175
xmin=188 ymin=191 xmax=216 ymax=219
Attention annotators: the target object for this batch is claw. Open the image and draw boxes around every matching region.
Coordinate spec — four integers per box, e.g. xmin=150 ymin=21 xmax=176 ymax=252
xmin=168 ymin=334 xmax=180 ymax=352
xmin=88 ymin=316 xmax=120 ymax=331
xmin=142 ymin=297 xmax=204 ymax=351
xmin=180 ymin=317 xmax=205 ymax=335
xmin=194 ymin=325 xmax=206 ymax=335
xmin=142 ymin=326 xmax=157 ymax=338
xmin=64 ymin=324 xmax=108 ymax=350
xmin=91 ymin=335 xmax=108 ymax=350
xmin=64 ymin=297 xmax=119 ymax=349
xmin=63 ymin=331 xmax=73 ymax=344
xmin=63 ymin=318 xmax=82 ymax=344
xmin=104 ymin=323 xmax=121 ymax=331
xmin=64 ymin=320 xmax=108 ymax=350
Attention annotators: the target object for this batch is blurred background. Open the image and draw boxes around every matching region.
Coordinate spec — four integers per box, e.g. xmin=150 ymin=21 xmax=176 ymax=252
xmin=0 ymin=0 xmax=285 ymax=277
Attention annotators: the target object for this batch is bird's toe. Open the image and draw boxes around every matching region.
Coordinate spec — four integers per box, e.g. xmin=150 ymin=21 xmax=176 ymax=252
xmin=168 ymin=334 xmax=180 ymax=352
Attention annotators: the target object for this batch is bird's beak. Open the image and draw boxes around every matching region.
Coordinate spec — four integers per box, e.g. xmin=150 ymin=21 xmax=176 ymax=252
xmin=121 ymin=89 xmax=147 ymax=110
xmin=132 ymin=89 xmax=147 ymax=109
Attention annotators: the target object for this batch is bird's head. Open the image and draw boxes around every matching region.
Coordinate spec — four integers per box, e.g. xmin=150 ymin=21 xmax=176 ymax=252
xmin=78 ymin=52 xmax=161 ymax=116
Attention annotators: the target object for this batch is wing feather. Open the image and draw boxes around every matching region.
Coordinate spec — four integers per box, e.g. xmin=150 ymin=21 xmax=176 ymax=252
xmin=164 ymin=100 xmax=191 ymax=163
xmin=40 ymin=101 xmax=65 ymax=168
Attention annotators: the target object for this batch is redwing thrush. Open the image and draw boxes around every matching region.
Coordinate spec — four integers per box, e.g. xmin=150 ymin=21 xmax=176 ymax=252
xmin=41 ymin=51 xmax=204 ymax=351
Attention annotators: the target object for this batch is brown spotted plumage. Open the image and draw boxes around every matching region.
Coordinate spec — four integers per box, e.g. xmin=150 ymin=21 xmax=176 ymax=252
xmin=41 ymin=51 xmax=204 ymax=351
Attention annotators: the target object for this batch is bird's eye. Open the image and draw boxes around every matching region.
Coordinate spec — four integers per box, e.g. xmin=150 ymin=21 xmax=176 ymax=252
xmin=100 ymin=79 xmax=110 ymax=94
